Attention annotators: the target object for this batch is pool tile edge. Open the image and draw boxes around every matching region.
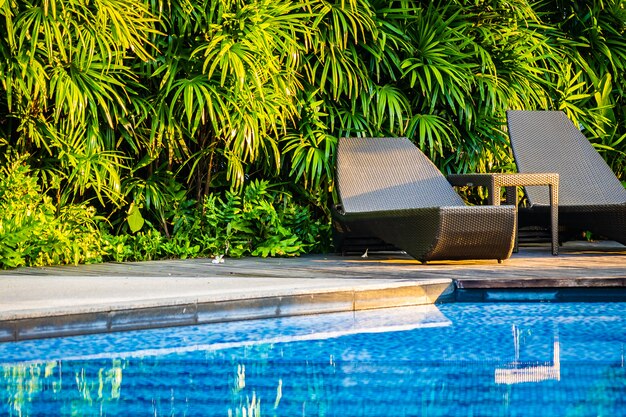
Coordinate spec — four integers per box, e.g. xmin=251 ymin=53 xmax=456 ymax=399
xmin=0 ymin=280 xmax=454 ymax=342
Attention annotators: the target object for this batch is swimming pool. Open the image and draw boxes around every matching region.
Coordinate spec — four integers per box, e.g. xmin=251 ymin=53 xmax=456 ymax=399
xmin=1 ymin=302 xmax=624 ymax=416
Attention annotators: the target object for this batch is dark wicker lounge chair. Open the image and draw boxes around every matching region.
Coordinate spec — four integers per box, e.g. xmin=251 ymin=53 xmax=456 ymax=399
xmin=506 ymin=110 xmax=626 ymax=245
xmin=333 ymin=137 xmax=517 ymax=263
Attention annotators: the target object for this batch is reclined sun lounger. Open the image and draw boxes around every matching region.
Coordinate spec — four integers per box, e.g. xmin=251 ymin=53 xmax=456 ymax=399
xmin=506 ymin=110 xmax=626 ymax=246
xmin=333 ymin=137 xmax=516 ymax=263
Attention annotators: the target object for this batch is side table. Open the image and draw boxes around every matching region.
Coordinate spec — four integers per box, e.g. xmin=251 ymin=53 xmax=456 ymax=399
xmin=447 ymin=173 xmax=559 ymax=255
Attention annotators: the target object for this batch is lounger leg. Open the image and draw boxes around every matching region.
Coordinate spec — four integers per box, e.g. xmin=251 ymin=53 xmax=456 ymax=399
xmin=504 ymin=186 xmax=518 ymax=252
xmin=549 ymin=184 xmax=559 ymax=255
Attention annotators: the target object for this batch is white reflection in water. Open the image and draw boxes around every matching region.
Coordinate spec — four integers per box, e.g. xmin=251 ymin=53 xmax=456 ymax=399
xmin=495 ymin=324 xmax=561 ymax=384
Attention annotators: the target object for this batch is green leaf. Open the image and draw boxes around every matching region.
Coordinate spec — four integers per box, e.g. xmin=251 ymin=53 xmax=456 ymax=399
xmin=127 ymin=202 xmax=145 ymax=234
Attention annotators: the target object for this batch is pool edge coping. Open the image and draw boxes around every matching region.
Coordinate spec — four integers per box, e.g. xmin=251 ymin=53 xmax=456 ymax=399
xmin=0 ymin=279 xmax=454 ymax=342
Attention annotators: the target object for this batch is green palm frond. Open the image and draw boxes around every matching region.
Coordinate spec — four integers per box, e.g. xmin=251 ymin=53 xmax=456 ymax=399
xmin=369 ymin=83 xmax=410 ymax=134
xmin=400 ymin=5 xmax=475 ymax=113
xmin=406 ymin=113 xmax=455 ymax=160
xmin=52 ymin=120 xmax=126 ymax=207
xmin=327 ymin=104 xmax=371 ymax=138
xmin=303 ymin=0 xmax=376 ymax=99
xmin=281 ymin=131 xmax=336 ymax=191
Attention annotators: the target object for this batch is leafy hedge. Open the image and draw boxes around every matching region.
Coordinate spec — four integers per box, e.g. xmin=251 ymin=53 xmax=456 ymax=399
xmin=0 ymin=0 xmax=625 ymax=267
xmin=0 ymin=157 xmax=329 ymax=268
xmin=103 ymin=179 xmax=330 ymax=262
xmin=0 ymin=157 xmax=103 ymax=268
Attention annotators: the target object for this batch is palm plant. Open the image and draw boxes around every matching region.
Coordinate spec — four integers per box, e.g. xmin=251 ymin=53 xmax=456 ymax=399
xmin=2 ymin=0 xmax=626 ymax=266
xmin=0 ymin=0 xmax=157 ymax=209
xmin=537 ymin=0 xmax=626 ymax=179
xmin=151 ymin=0 xmax=311 ymax=198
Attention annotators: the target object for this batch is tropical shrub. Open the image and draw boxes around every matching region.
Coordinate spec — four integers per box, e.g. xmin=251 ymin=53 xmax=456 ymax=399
xmin=1 ymin=0 xmax=625 ymax=267
xmin=0 ymin=157 xmax=103 ymax=269
xmin=0 ymin=0 xmax=156 ymax=210
xmin=193 ymin=179 xmax=331 ymax=258
xmin=101 ymin=180 xmax=331 ymax=262
xmin=538 ymin=1 xmax=626 ymax=177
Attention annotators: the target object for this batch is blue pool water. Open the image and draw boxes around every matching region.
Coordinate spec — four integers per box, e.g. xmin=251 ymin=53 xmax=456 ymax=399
xmin=1 ymin=302 xmax=625 ymax=416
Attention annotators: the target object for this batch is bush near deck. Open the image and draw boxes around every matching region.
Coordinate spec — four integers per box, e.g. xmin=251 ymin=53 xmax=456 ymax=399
xmin=0 ymin=0 xmax=624 ymax=267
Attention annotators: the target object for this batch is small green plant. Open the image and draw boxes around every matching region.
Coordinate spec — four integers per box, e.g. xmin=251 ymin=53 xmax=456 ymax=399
xmin=99 ymin=180 xmax=331 ymax=263
xmin=0 ymin=156 xmax=104 ymax=269
xmin=101 ymin=229 xmax=167 ymax=262
xmin=195 ymin=180 xmax=331 ymax=258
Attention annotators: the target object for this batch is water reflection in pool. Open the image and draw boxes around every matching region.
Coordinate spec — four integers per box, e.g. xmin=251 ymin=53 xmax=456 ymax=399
xmin=1 ymin=302 xmax=624 ymax=416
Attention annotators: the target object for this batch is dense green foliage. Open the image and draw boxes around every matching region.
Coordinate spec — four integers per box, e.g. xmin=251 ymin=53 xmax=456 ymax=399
xmin=0 ymin=156 xmax=328 ymax=267
xmin=104 ymin=179 xmax=330 ymax=262
xmin=0 ymin=0 xmax=625 ymax=268
xmin=0 ymin=156 xmax=103 ymax=267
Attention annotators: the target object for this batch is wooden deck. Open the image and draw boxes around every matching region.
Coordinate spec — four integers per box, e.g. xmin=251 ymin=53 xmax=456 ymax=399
xmin=3 ymin=240 xmax=624 ymax=292
xmin=0 ymin=240 xmax=624 ymax=341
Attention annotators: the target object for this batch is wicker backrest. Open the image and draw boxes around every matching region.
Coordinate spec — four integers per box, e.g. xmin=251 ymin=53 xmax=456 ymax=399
xmin=507 ymin=110 xmax=626 ymax=206
xmin=336 ymin=137 xmax=465 ymax=213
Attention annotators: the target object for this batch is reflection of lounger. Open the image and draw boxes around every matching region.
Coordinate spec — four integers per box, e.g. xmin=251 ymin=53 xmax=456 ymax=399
xmin=495 ymin=325 xmax=561 ymax=384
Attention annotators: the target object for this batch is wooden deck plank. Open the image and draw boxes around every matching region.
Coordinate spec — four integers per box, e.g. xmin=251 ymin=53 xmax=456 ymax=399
xmin=1 ymin=241 xmax=624 ymax=286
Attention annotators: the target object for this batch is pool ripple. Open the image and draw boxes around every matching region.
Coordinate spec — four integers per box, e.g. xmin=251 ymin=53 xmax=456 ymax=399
xmin=1 ymin=302 xmax=625 ymax=416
